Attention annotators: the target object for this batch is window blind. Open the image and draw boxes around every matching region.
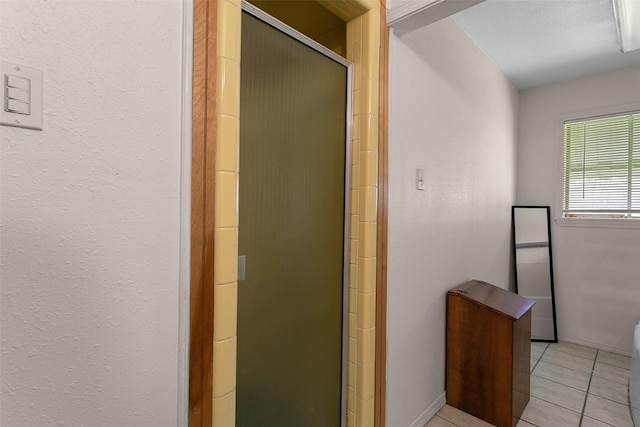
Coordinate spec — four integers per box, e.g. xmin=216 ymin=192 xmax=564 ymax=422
xmin=563 ymin=112 xmax=640 ymax=218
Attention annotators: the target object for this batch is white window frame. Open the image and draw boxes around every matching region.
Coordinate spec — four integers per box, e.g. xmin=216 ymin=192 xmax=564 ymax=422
xmin=554 ymin=102 xmax=640 ymax=230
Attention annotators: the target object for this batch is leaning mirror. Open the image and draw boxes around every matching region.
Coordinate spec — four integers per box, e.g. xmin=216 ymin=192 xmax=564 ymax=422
xmin=512 ymin=206 xmax=558 ymax=342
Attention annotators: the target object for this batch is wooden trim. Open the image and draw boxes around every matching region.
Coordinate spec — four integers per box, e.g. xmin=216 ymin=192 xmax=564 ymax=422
xmin=375 ymin=2 xmax=389 ymax=427
xmin=202 ymin=1 xmax=218 ymax=424
xmin=189 ymin=0 xmax=216 ymax=425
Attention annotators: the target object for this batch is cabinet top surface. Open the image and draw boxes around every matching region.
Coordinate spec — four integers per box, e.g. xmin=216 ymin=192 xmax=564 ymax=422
xmin=448 ymin=280 xmax=535 ymax=320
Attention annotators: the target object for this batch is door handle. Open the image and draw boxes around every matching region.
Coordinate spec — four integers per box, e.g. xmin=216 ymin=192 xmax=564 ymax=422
xmin=238 ymin=256 xmax=246 ymax=281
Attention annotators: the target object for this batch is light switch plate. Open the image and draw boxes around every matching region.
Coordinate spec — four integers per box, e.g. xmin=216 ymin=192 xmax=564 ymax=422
xmin=1 ymin=60 xmax=43 ymax=131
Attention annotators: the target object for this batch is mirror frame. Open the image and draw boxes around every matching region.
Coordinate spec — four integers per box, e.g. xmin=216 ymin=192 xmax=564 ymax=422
xmin=511 ymin=205 xmax=558 ymax=343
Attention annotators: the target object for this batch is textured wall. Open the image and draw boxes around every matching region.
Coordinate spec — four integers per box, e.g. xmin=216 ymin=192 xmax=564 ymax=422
xmin=518 ymin=65 xmax=640 ymax=355
xmin=0 ymin=1 xmax=184 ymax=425
xmin=387 ymin=17 xmax=518 ymax=427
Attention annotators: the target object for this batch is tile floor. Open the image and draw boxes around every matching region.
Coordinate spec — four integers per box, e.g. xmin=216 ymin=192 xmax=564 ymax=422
xmin=426 ymin=341 xmax=634 ymax=427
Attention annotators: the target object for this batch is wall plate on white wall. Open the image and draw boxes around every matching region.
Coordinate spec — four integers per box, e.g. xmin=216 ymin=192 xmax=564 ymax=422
xmin=1 ymin=60 xmax=43 ymax=131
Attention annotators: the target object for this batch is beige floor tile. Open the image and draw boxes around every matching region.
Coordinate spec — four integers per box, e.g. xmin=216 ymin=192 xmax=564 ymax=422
xmin=533 ymin=360 xmax=591 ymax=391
xmin=520 ymin=396 xmax=581 ymax=426
xmin=580 ymin=415 xmax=617 ymax=427
xmin=596 ymin=350 xmax=632 ymax=370
xmin=437 ymin=404 xmax=493 ymax=427
xmin=438 ymin=342 xmax=631 ymax=427
xmin=530 ymin=375 xmax=587 ymax=413
xmin=542 ymin=347 xmax=595 ymax=373
xmin=531 ymin=357 xmax=539 ymax=373
xmin=531 ymin=344 xmax=545 ymax=359
xmin=584 ymin=394 xmax=633 ymax=427
xmin=424 ymin=415 xmax=457 ymax=427
xmin=532 ymin=341 xmax=549 ymax=349
xmin=592 ymin=362 xmax=630 ymax=385
xmin=549 ymin=342 xmax=598 ymax=360
xmin=589 ymin=375 xmax=630 ymax=405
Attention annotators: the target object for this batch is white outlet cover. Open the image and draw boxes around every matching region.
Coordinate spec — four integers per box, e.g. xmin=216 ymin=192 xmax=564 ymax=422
xmin=1 ymin=60 xmax=43 ymax=131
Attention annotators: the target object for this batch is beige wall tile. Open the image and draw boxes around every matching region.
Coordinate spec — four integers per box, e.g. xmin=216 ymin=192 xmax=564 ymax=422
xmin=350 ymin=312 xmax=357 ymax=339
xmin=350 ymin=263 xmax=359 ymax=289
xmin=350 ymin=15 xmax=362 ymax=42
xmin=356 ymin=397 xmax=374 ymax=427
xmin=358 ymin=257 xmax=376 ymax=294
xmin=356 ymin=361 xmax=375 ymax=400
xmin=212 ymin=391 xmax=236 ymax=426
xmin=357 ymin=292 xmax=375 ymax=329
xmin=217 ymin=0 xmax=240 ymax=61
xmin=360 ymin=114 xmax=378 ymax=152
xmin=350 ymin=288 xmax=358 ymax=313
xmin=348 ymin=410 xmax=356 ymax=427
xmin=362 ymin=42 xmax=380 ymax=80
xmin=350 ymin=239 xmax=359 ymax=266
xmin=215 ymin=171 xmax=238 ymax=228
xmin=361 ymin=78 xmax=379 ymax=116
xmin=212 ymin=336 xmax=237 ymax=397
xmin=358 ymin=222 xmax=377 ymax=258
xmin=362 ymin=9 xmax=380 ymax=43
xmin=359 ymin=186 xmax=378 ymax=222
xmin=347 ymin=386 xmax=356 ymax=412
xmin=215 ymin=115 xmax=239 ymax=172
xmin=352 ymin=39 xmax=363 ymax=67
xmin=353 ymin=88 xmax=362 ymax=117
xmin=356 ymin=326 xmax=375 ymax=365
xmin=359 ymin=151 xmax=378 ymax=188
xmin=349 ymin=362 xmax=357 ymax=390
xmin=351 ymin=188 xmax=360 ymax=215
xmin=217 ymin=58 xmax=240 ymax=118
xmin=350 ymin=214 xmax=359 ymax=240
xmin=352 ymin=164 xmax=360 ymax=188
xmin=214 ymin=227 xmax=238 ymax=285
xmin=352 ymin=113 xmax=361 ymax=142
xmin=213 ymin=282 xmax=238 ymax=341
xmin=349 ymin=336 xmax=357 ymax=363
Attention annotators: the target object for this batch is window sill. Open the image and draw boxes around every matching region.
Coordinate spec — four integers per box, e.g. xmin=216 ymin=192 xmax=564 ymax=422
xmin=555 ymin=217 xmax=640 ymax=230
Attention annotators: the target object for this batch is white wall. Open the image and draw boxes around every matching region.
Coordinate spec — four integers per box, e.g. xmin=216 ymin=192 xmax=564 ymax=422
xmin=518 ymin=65 xmax=640 ymax=355
xmin=388 ymin=17 xmax=518 ymax=427
xmin=0 ymin=1 xmax=185 ymax=425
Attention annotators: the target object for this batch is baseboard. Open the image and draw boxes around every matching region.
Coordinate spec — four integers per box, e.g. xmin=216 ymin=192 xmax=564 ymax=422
xmin=558 ymin=335 xmax=632 ymax=357
xmin=408 ymin=392 xmax=447 ymax=427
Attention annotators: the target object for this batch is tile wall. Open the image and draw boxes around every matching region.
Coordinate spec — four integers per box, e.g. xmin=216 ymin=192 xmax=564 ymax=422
xmin=211 ymin=1 xmax=383 ymax=425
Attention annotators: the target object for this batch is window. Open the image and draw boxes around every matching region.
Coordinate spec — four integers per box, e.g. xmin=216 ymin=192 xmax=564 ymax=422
xmin=563 ymin=112 xmax=640 ymax=218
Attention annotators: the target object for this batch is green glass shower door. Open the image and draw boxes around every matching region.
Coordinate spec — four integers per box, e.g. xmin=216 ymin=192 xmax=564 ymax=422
xmin=237 ymin=9 xmax=349 ymax=427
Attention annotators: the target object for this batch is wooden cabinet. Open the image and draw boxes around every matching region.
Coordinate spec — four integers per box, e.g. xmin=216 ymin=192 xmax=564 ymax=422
xmin=446 ymin=280 xmax=534 ymax=427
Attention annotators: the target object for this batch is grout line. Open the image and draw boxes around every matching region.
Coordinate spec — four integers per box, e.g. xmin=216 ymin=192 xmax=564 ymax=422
xmin=531 ymin=343 xmax=549 ymax=372
xmin=530 ymin=354 xmax=542 ymax=373
xmin=530 ymin=371 xmax=589 ymax=393
xmin=596 ymin=360 xmax=632 ymax=370
xmin=536 ymin=358 xmax=595 ymax=376
xmin=435 ymin=414 xmax=459 ymax=427
xmin=578 ymin=348 xmax=598 ymax=426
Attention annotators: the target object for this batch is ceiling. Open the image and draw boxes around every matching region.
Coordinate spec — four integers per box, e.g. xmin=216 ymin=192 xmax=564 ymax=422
xmin=452 ymin=0 xmax=640 ymax=90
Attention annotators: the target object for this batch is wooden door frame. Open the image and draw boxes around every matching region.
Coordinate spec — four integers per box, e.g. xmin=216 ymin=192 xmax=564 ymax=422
xmin=188 ymin=1 xmax=389 ymax=425
xmin=375 ymin=4 xmax=389 ymax=426
xmin=189 ymin=0 xmax=217 ymax=425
